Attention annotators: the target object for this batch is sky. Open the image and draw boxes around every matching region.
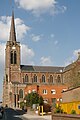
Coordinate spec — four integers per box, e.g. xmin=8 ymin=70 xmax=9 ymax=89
xmin=0 ymin=0 xmax=80 ymax=101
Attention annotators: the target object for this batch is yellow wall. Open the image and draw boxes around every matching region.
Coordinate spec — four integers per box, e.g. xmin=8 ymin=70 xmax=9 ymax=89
xmin=61 ymin=101 xmax=80 ymax=114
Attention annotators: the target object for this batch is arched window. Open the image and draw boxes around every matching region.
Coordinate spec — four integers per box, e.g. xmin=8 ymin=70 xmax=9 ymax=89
xmin=25 ymin=74 xmax=29 ymax=83
xmin=10 ymin=51 xmax=13 ymax=64
xmin=14 ymin=51 xmax=17 ymax=64
xmin=50 ymin=75 xmax=53 ymax=83
xmin=19 ymin=89 xmax=23 ymax=98
xmin=6 ymin=74 xmax=8 ymax=82
xmin=42 ymin=75 xmax=45 ymax=83
xmin=57 ymin=75 xmax=61 ymax=83
xmin=10 ymin=51 xmax=17 ymax=64
xmin=9 ymin=92 xmax=12 ymax=100
xmin=33 ymin=74 xmax=37 ymax=83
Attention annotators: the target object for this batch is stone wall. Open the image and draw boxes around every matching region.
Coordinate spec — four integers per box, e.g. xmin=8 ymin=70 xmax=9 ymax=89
xmin=52 ymin=114 xmax=80 ymax=120
xmin=62 ymin=87 xmax=80 ymax=103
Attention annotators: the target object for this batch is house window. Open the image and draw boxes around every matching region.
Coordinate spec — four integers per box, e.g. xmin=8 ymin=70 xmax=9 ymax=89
xmin=42 ymin=75 xmax=46 ymax=83
xmin=43 ymin=89 xmax=47 ymax=94
xmin=43 ymin=99 xmax=48 ymax=103
xmin=25 ymin=74 xmax=29 ymax=83
xmin=51 ymin=89 xmax=56 ymax=94
xmin=33 ymin=74 xmax=37 ymax=83
xmin=19 ymin=89 xmax=23 ymax=98
xmin=59 ymin=98 xmax=62 ymax=102
xmin=32 ymin=89 xmax=36 ymax=93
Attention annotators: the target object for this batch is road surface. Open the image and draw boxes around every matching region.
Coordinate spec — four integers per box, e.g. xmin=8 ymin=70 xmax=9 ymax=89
xmin=0 ymin=108 xmax=28 ymax=120
xmin=0 ymin=108 xmax=51 ymax=120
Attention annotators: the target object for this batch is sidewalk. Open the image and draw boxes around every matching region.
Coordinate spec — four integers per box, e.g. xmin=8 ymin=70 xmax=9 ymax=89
xmin=22 ymin=109 xmax=52 ymax=120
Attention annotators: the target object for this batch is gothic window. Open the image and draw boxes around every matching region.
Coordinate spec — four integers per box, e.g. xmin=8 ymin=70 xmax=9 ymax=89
xmin=42 ymin=75 xmax=45 ymax=83
xmin=50 ymin=75 xmax=53 ymax=83
xmin=10 ymin=51 xmax=13 ymax=64
xmin=23 ymin=77 xmax=24 ymax=83
xmin=33 ymin=74 xmax=37 ymax=83
xmin=9 ymin=92 xmax=12 ymax=100
xmin=19 ymin=89 xmax=23 ymax=98
xmin=10 ymin=51 xmax=17 ymax=64
xmin=14 ymin=51 xmax=17 ymax=64
xmin=57 ymin=75 xmax=61 ymax=83
xmin=25 ymin=74 xmax=29 ymax=83
xmin=6 ymin=74 xmax=8 ymax=82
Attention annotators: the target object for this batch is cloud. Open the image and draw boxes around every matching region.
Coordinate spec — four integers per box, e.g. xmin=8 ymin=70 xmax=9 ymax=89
xmin=31 ymin=34 xmax=42 ymax=42
xmin=54 ymin=40 xmax=58 ymax=45
xmin=21 ymin=44 xmax=35 ymax=65
xmin=0 ymin=16 xmax=30 ymax=42
xmin=50 ymin=34 xmax=55 ymax=38
xmin=15 ymin=0 xmax=67 ymax=16
xmin=51 ymin=5 xmax=67 ymax=15
xmin=0 ymin=43 xmax=5 ymax=101
xmin=73 ymin=49 xmax=80 ymax=57
xmin=64 ymin=49 xmax=80 ymax=66
xmin=40 ymin=56 xmax=53 ymax=66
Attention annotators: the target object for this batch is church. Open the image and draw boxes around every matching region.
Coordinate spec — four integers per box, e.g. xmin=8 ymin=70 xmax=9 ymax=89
xmin=3 ymin=12 xmax=80 ymax=108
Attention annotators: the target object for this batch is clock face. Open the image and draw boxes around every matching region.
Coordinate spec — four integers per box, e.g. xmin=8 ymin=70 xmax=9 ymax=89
xmin=12 ymin=46 xmax=16 ymax=49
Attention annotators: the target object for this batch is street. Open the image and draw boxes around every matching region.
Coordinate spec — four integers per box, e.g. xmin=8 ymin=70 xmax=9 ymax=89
xmin=0 ymin=108 xmax=51 ymax=120
xmin=0 ymin=108 xmax=28 ymax=120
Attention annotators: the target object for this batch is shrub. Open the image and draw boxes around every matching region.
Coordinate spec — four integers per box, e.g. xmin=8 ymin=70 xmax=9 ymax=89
xmin=20 ymin=101 xmax=24 ymax=109
xmin=43 ymin=103 xmax=51 ymax=112
xmin=71 ymin=110 xmax=76 ymax=114
xmin=24 ymin=92 xmax=43 ymax=108
xmin=54 ymin=105 xmax=63 ymax=113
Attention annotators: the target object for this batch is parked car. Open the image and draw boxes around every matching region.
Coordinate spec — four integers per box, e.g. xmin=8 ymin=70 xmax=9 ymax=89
xmin=0 ymin=106 xmax=4 ymax=118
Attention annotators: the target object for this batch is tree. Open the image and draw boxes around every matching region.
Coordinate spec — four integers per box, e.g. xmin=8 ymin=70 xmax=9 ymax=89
xmin=24 ymin=92 xmax=43 ymax=107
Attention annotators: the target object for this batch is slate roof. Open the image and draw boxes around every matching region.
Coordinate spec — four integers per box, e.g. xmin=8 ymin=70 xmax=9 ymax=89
xmin=63 ymin=64 xmax=73 ymax=72
xmin=20 ymin=65 xmax=64 ymax=73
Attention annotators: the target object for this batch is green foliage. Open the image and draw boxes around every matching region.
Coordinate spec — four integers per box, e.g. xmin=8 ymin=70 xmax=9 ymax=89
xmin=20 ymin=101 xmax=24 ymax=108
xmin=24 ymin=92 xmax=43 ymax=107
xmin=38 ymin=96 xmax=43 ymax=105
xmin=54 ymin=105 xmax=63 ymax=113
xmin=71 ymin=110 xmax=76 ymax=114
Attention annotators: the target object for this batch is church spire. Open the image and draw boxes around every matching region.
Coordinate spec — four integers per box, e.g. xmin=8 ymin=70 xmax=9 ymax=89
xmin=9 ymin=11 xmax=16 ymax=41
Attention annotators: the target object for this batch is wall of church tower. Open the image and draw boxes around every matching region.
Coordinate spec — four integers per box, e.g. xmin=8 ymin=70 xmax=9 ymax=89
xmin=5 ymin=41 xmax=21 ymax=82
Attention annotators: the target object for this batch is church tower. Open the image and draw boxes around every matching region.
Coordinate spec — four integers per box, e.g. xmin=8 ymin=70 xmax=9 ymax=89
xmin=3 ymin=12 xmax=22 ymax=107
xmin=5 ymin=11 xmax=21 ymax=83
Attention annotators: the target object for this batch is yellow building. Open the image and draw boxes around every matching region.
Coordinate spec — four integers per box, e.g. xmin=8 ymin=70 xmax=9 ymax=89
xmin=61 ymin=86 xmax=80 ymax=114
